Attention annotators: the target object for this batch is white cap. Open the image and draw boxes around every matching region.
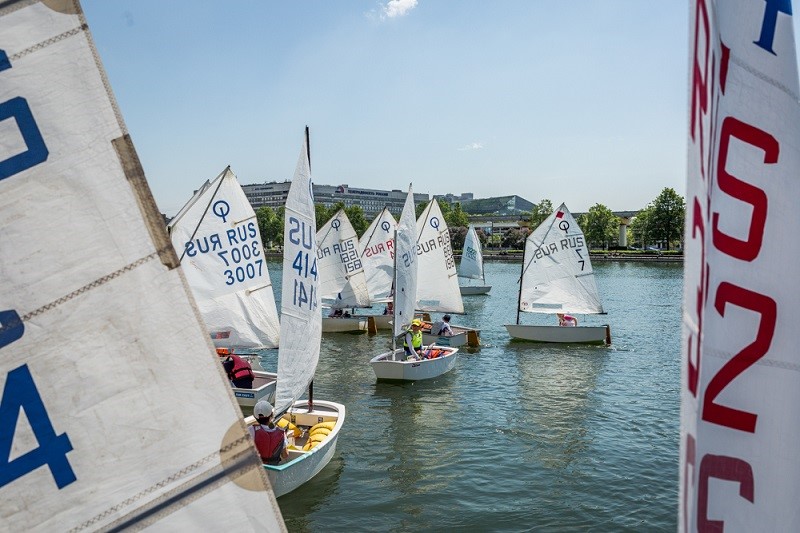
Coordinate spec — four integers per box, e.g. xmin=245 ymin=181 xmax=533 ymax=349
xmin=254 ymin=400 xmax=275 ymax=419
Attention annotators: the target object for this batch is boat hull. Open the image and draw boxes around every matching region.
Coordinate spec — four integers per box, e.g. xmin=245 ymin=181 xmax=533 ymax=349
xmin=249 ymin=399 xmax=345 ymax=498
xmin=504 ymin=324 xmax=610 ymax=344
xmin=421 ymin=326 xmax=480 ymax=347
xmin=322 ymin=316 xmax=368 ymax=333
xmin=459 ymin=285 xmax=491 ymax=295
xmin=370 ymin=347 xmax=458 ymax=381
xmin=232 ymin=370 xmax=277 ymax=407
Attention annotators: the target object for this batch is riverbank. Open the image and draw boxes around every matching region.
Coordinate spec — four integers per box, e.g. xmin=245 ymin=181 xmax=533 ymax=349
xmin=262 ymin=251 xmax=683 ymax=263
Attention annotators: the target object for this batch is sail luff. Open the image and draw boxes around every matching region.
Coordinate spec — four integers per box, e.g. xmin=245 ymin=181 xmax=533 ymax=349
xmin=0 ymin=3 xmax=283 ymax=530
xmin=680 ymin=2 xmax=800 ymax=530
xmin=274 ymin=132 xmax=321 ymax=415
xmin=393 ymin=186 xmax=418 ymax=338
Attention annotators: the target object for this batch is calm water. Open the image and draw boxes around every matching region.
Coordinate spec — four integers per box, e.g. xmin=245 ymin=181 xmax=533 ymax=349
xmin=256 ymin=259 xmax=683 ymax=532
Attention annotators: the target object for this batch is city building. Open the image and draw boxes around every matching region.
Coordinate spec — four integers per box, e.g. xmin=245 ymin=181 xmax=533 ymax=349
xmin=242 ymin=181 xmax=428 ymax=217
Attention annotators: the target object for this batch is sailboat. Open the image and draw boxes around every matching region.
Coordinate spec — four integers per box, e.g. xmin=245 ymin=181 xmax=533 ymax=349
xmin=350 ymin=207 xmax=398 ymax=332
xmin=0 ymin=1 xmax=283 ymax=529
xmin=244 ymin=128 xmax=345 ymax=497
xmin=504 ymin=203 xmax=610 ymax=344
xmin=317 ymin=208 xmax=371 ymax=333
xmin=416 ymin=199 xmax=481 ymax=348
xmin=370 ymin=187 xmax=459 ymax=381
xmin=680 ymin=2 xmax=800 ymax=530
xmin=458 ymin=224 xmax=491 ymax=295
xmin=168 ymin=166 xmax=280 ymax=407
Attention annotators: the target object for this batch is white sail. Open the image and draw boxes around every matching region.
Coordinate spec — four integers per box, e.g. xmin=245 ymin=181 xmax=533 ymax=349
xmin=520 ymin=203 xmax=603 ymax=315
xmin=681 ymin=2 xmax=800 ymax=531
xmin=0 ymin=2 xmax=283 ymax=531
xmin=316 ymin=209 xmax=370 ymax=308
xmin=459 ymin=224 xmax=484 ymax=280
xmin=415 ymin=199 xmax=464 ymax=313
xmin=275 ymin=132 xmax=321 ymax=414
xmin=359 ymin=207 xmax=397 ymax=303
xmin=168 ymin=167 xmax=280 ymax=349
xmin=393 ymin=186 xmax=419 ymax=337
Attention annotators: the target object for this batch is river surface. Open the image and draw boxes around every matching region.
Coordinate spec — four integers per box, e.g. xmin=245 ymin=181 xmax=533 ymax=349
xmin=255 ymin=259 xmax=683 ymax=532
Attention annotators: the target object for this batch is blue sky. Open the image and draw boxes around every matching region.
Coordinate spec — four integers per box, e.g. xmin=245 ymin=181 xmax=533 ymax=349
xmin=82 ymin=1 xmax=697 ymax=216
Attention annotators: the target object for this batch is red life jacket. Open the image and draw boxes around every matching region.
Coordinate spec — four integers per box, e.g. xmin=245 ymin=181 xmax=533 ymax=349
xmin=253 ymin=425 xmax=284 ymax=464
xmin=228 ymin=354 xmax=254 ymax=381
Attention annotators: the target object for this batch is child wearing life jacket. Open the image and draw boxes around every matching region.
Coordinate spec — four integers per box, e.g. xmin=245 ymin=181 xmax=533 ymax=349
xmin=248 ymin=401 xmax=289 ymax=465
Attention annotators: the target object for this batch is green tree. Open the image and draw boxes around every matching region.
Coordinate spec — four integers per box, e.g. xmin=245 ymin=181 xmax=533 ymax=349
xmin=530 ymin=199 xmax=554 ymax=228
xmin=255 ymin=206 xmax=284 ymax=247
xmin=649 ymin=188 xmax=685 ymax=250
xmin=582 ymin=203 xmax=619 ymax=249
xmin=628 ymin=205 xmax=654 ymax=249
xmin=448 ymin=202 xmax=470 ymax=229
xmin=344 ymin=204 xmax=369 ymax=237
xmin=416 ymin=200 xmax=429 ymax=219
xmin=315 ymin=204 xmax=333 ymax=230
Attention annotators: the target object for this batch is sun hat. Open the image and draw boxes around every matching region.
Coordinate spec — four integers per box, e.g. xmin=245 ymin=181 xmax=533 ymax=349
xmin=411 ymin=318 xmax=422 ymax=327
xmin=254 ymin=400 xmax=275 ymax=419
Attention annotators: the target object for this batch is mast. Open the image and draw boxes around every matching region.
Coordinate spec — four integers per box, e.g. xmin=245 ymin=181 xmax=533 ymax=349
xmin=391 ymin=226 xmax=399 ymax=360
xmin=306 ymin=125 xmax=313 ymax=411
xmin=515 ymin=235 xmax=526 ymax=325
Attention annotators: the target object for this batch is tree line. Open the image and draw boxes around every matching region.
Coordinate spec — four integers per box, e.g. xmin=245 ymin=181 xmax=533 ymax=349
xmin=255 ymin=187 xmax=686 ymax=252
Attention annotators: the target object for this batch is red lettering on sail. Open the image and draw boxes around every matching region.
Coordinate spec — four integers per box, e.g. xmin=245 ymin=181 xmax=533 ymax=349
xmin=703 ymin=282 xmax=776 ymax=432
xmin=691 ymin=0 xmax=711 ymax=177
xmin=712 ymin=117 xmax=777 ymax=261
xmin=687 ymin=199 xmax=707 ymax=396
xmin=683 ymin=434 xmax=697 ymax=533
xmin=697 ymin=454 xmax=754 ymax=532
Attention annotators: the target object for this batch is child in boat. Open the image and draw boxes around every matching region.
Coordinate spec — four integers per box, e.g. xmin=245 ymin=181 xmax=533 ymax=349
xmin=249 ymin=401 xmax=289 ymax=465
xmin=557 ymin=312 xmax=578 ymax=327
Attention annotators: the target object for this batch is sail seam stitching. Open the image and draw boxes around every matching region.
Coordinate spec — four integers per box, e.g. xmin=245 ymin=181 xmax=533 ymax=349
xmin=8 ymin=24 xmax=85 ymax=62
xmin=730 ymin=53 xmax=800 ymax=103
xmin=21 ymin=252 xmax=159 ymax=322
xmin=69 ymin=435 xmax=251 ymax=531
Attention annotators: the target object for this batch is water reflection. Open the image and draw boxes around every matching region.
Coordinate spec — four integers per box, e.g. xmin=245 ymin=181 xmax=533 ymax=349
xmin=279 ymin=454 xmax=345 ymax=532
xmin=505 ymin=343 xmax=608 ymax=471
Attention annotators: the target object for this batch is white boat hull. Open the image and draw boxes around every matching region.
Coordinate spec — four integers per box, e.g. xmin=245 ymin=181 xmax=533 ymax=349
xmin=504 ymin=324 xmax=611 ymax=345
xmin=322 ymin=316 xmax=368 ymax=333
xmin=459 ymin=285 xmax=491 ymax=295
xmin=232 ymin=370 xmax=277 ymax=407
xmin=370 ymin=346 xmax=459 ymax=381
xmin=421 ymin=326 xmax=480 ymax=347
xmin=256 ymin=400 xmax=345 ymax=498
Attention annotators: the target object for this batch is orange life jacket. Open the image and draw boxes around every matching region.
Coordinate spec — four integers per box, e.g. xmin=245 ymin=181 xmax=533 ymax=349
xmin=228 ymin=354 xmax=254 ymax=381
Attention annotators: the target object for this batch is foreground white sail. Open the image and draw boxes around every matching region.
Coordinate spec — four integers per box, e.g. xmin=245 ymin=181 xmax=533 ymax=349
xmin=681 ymin=2 xmax=800 ymax=530
xmin=317 ymin=209 xmax=371 ymax=333
xmin=504 ymin=203 xmax=609 ymax=344
xmin=0 ymin=2 xmax=283 ymax=530
xmin=168 ymin=167 xmax=280 ymax=350
xmin=458 ymin=224 xmax=491 ymax=295
xmin=248 ymin=128 xmax=344 ymax=498
xmin=371 ymin=187 xmax=458 ymax=380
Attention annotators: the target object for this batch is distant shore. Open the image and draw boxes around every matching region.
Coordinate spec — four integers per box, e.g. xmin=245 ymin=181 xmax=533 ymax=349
xmin=263 ymin=250 xmax=683 ymax=263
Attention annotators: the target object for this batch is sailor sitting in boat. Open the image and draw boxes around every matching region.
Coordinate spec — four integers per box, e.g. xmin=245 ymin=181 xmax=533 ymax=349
xmin=557 ymin=312 xmax=578 ymax=327
xmin=249 ymin=401 xmax=289 ymax=465
xmin=217 ymin=347 xmax=255 ymax=389
xmin=430 ymin=314 xmax=454 ymax=336
xmin=404 ymin=319 xmax=424 ymax=360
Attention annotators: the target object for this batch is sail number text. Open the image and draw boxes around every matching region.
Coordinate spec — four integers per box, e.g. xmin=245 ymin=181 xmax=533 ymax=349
xmin=288 ymin=216 xmax=318 ymax=311
xmin=683 ymin=2 xmax=780 ymax=529
xmin=182 ymin=221 xmax=265 ymax=286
